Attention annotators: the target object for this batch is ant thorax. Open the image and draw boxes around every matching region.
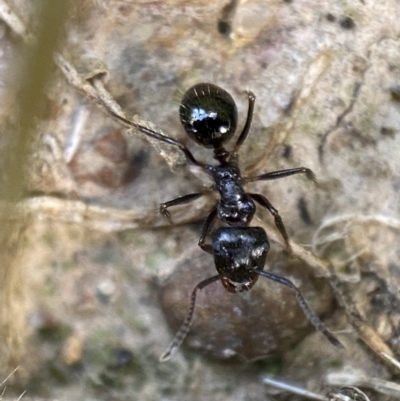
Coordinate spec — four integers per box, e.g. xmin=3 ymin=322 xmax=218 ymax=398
xmin=206 ymin=162 xmax=256 ymax=227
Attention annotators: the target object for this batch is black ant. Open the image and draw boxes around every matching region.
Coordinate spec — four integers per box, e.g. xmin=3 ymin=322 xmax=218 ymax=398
xmin=105 ymin=83 xmax=343 ymax=360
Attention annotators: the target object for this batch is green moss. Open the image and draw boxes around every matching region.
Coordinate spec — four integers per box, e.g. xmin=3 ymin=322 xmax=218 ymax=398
xmin=252 ymin=355 xmax=284 ymax=375
xmin=144 ymin=251 xmax=167 ymax=271
xmin=38 ymin=321 xmax=72 ymax=342
xmin=117 ymin=230 xmax=146 ymax=247
xmin=329 ymin=358 xmax=344 ymax=369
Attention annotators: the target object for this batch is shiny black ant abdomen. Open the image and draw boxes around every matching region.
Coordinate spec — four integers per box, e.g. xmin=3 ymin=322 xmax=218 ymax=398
xmin=104 ymin=83 xmax=343 ymax=360
xmin=179 ymin=83 xmax=238 ymax=149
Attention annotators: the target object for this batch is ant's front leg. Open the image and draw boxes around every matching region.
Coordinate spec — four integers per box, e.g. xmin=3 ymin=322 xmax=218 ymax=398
xmin=248 ymin=193 xmax=290 ymax=249
xmin=245 ymin=167 xmax=317 ymax=183
xmin=160 ymin=192 xmax=206 ymax=224
xmin=198 ymin=208 xmax=218 ymax=254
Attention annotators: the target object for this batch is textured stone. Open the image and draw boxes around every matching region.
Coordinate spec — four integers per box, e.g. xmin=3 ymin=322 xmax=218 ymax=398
xmin=160 ymin=248 xmax=335 ymax=360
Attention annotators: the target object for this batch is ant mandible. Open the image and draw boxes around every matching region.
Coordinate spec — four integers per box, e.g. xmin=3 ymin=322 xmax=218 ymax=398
xmin=105 ymin=83 xmax=343 ymax=360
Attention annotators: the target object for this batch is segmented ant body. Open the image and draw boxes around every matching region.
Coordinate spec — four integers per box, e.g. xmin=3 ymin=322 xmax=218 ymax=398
xmin=106 ymin=83 xmax=342 ymax=360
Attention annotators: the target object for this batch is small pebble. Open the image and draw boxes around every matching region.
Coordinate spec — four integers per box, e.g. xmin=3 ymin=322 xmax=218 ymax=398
xmin=160 ymin=249 xmax=335 ymax=360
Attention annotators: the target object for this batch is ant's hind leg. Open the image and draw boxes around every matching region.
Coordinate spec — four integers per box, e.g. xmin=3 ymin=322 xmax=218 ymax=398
xmin=160 ymin=192 xmax=206 ymax=224
xmin=104 ymin=108 xmax=205 ymax=168
xmin=249 ymin=193 xmax=290 ymax=248
xmin=230 ymin=90 xmax=256 ymax=157
xmin=245 ymin=167 xmax=317 ymax=183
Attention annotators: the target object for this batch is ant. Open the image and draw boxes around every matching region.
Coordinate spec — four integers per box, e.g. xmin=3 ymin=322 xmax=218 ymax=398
xmin=105 ymin=83 xmax=343 ymax=360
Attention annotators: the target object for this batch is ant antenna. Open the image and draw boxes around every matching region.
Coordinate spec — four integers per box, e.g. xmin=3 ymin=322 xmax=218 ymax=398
xmin=160 ymin=274 xmax=221 ymax=361
xmin=255 ymin=270 xmax=344 ymax=349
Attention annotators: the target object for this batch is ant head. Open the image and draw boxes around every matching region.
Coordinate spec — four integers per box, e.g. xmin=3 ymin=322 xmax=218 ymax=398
xmin=220 ymin=275 xmax=259 ymax=293
xmin=179 ymin=83 xmax=238 ymax=149
xmin=212 ymin=227 xmax=270 ymax=293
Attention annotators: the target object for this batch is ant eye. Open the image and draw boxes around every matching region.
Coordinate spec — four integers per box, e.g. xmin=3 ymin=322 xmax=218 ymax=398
xmin=242 ymin=202 xmax=254 ymax=214
xmin=179 ymin=83 xmax=238 ymax=149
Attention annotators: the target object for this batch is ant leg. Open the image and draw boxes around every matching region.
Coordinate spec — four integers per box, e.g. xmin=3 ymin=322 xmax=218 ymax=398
xmin=198 ymin=208 xmax=218 ymax=254
xmin=230 ymin=90 xmax=256 ymax=157
xmin=255 ymin=270 xmax=344 ymax=349
xmin=160 ymin=274 xmax=221 ymax=361
xmin=160 ymin=192 xmax=206 ymax=223
xmin=245 ymin=167 xmax=316 ymax=183
xmin=249 ymin=193 xmax=289 ymax=247
xmin=105 ymin=108 xmax=205 ymax=168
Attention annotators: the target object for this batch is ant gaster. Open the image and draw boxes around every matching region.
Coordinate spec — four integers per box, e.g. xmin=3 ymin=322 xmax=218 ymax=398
xmin=106 ymin=83 xmax=343 ymax=360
